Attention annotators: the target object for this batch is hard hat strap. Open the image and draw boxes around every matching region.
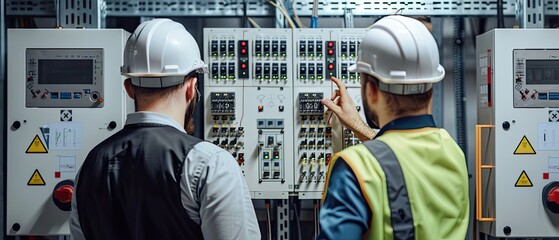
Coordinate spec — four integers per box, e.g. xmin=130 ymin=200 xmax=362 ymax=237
xmin=378 ymin=82 xmax=433 ymax=95
xmin=130 ymin=76 xmax=185 ymax=88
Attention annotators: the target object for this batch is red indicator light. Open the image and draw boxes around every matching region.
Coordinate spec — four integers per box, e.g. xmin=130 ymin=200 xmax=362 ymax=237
xmin=328 ymin=64 xmax=334 ymax=70
xmin=241 ymin=41 xmax=247 ymax=47
xmin=328 ymin=49 xmax=334 ymax=55
xmin=241 ymin=63 xmax=247 ymax=69
xmin=241 ymin=48 xmax=247 ymax=54
xmin=327 ymin=42 xmax=334 ymax=48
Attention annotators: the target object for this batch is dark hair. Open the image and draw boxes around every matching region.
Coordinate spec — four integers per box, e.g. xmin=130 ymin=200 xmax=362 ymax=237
xmin=364 ymin=74 xmax=432 ymax=116
xmin=131 ymin=72 xmax=198 ymax=99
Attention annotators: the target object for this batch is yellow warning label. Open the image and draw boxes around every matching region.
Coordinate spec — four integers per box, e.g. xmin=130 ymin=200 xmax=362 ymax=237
xmin=513 ymin=135 xmax=536 ymax=155
xmin=27 ymin=169 xmax=45 ymax=186
xmin=515 ymin=170 xmax=533 ymax=187
xmin=26 ymin=135 xmax=48 ymax=153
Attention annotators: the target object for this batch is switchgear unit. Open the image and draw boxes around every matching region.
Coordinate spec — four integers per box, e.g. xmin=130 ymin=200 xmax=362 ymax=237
xmin=476 ymin=29 xmax=559 ymax=237
xmin=6 ymin=29 xmax=130 ymax=235
xmin=203 ymin=28 xmax=367 ymax=199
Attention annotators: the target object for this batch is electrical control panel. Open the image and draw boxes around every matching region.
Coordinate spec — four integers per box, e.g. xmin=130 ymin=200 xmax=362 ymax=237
xmin=477 ymin=29 xmax=559 ymax=237
xmin=7 ymin=29 xmax=130 ymax=235
xmin=204 ymin=28 xmax=367 ymax=199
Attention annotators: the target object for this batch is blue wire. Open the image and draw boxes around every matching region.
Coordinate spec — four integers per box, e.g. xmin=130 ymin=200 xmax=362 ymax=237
xmin=310 ymin=16 xmax=319 ymax=28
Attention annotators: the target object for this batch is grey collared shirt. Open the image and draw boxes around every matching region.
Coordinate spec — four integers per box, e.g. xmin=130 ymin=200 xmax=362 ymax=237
xmin=70 ymin=112 xmax=260 ymax=239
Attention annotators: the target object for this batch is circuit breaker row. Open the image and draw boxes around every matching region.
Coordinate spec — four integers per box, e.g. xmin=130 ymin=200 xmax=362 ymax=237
xmin=203 ymin=28 xmax=367 ymax=88
xmin=210 ymin=39 xmax=289 ymax=58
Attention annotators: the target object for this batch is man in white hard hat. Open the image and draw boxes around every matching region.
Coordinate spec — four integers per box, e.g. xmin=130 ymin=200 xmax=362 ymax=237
xmin=318 ymin=15 xmax=469 ymax=239
xmin=70 ymin=19 xmax=260 ymax=240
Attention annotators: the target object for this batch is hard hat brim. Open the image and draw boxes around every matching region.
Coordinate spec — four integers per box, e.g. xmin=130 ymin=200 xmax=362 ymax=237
xmin=348 ymin=61 xmax=445 ymax=84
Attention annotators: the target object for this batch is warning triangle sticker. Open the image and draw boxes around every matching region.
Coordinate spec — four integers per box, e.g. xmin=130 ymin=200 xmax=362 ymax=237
xmin=27 ymin=169 xmax=46 ymax=186
xmin=513 ymin=135 xmax=536 ymax=155
xmin=515 ymin=170 xmax=533 ymax=187
xmin=26 ymin=135 xmax=48 ymax=154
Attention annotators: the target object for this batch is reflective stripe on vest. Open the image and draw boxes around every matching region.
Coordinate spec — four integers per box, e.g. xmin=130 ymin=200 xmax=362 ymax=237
xmin=363 ymin=140 xmax=414 ymax=240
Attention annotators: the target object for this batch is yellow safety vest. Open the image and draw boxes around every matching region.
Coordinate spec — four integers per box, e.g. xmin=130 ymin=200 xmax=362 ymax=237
xmin=323 ymin=127 xmax=469 ymax=240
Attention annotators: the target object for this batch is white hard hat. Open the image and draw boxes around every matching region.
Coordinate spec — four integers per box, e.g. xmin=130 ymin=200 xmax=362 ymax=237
xmin=349 ymin=15 xmax=445 ymax=95
xmin=121 ymin=18 xmax=207 ymax=88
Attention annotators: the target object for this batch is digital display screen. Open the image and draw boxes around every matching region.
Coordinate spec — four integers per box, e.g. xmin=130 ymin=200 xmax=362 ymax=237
xmin=526 ymin=60 xmax=559 ymax=85
xmin=38 ymin=59 xmax=94 ymax=84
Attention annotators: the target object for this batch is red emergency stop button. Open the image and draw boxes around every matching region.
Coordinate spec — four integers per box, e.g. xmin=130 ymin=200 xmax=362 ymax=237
xmin=543 ymin=182 xmax=559 ymax=213
xmin=549 ymin=187 xmax=559 ymax=204
xmin=54 ymin=185 xmax=74 ymax=204
xmin=52 ymin=180 xmax=75 ymax=211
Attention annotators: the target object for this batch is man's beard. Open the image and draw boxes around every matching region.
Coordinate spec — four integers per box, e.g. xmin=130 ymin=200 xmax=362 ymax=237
xmin=184 ymin=100 xmax=196 ymax=135
xmin=363 ymin=102 xmax=379 ymax=129
xmin=361 ymin=83 xmax=379 ymax=129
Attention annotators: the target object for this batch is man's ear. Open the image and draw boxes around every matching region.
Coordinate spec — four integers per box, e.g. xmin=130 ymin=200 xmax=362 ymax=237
xmin=365 ymin=79 xmax=380 ymax=105
xmin=124 ymin=78 xmax=135 ymax=99
xmin=185 ymin=77 xmax=198 ymax=103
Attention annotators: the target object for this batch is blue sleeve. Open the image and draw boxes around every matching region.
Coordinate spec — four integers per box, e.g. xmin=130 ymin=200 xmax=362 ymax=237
xmin=317 ymin=158 xmax=371 ymax=240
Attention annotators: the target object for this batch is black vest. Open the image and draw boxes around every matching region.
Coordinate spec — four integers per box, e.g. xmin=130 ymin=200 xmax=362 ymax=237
xmin=76 ymin=123 xmax=204 ymax=240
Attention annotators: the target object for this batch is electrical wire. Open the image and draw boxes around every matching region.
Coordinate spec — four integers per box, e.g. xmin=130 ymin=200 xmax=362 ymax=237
xmin=310 ymin=0 xmax=319 ymax=28
xmin=316 ymin=199 xmax=320 ymax=233
xmin=242 ymin=0 xmax=248 ymax=28
xmin=271 ymin=0 xmax=297 ymax=29
xmin=469 ymin=17 xmax=477 ymax=49
xmin=291 ymin=202 xmax=302 ymax=240
xmin=247 ymin=17 xmax=262 ymax=28
xmin=313 ymin=200 xmax=318 ymax=238
xmin=266 ymin=0 xmax=297 ymax=29
xmin=290 ymin=0 xmax=307 ymax=28
xmin=239 ymin=68 xmax=246 ymax=129
xmin=265 ymin=201 xmax=272 ymax=240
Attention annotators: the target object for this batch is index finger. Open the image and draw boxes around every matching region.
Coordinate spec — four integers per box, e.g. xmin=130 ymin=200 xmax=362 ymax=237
xmin=330 ymin=77 xmax=349 ymax=96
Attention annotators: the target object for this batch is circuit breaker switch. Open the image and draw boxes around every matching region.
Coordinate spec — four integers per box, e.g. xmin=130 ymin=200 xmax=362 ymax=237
xmin=300 ymin=153 xmax=308 ymax=162
xmin=300 ymin=140 xmax=307 ymax=148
